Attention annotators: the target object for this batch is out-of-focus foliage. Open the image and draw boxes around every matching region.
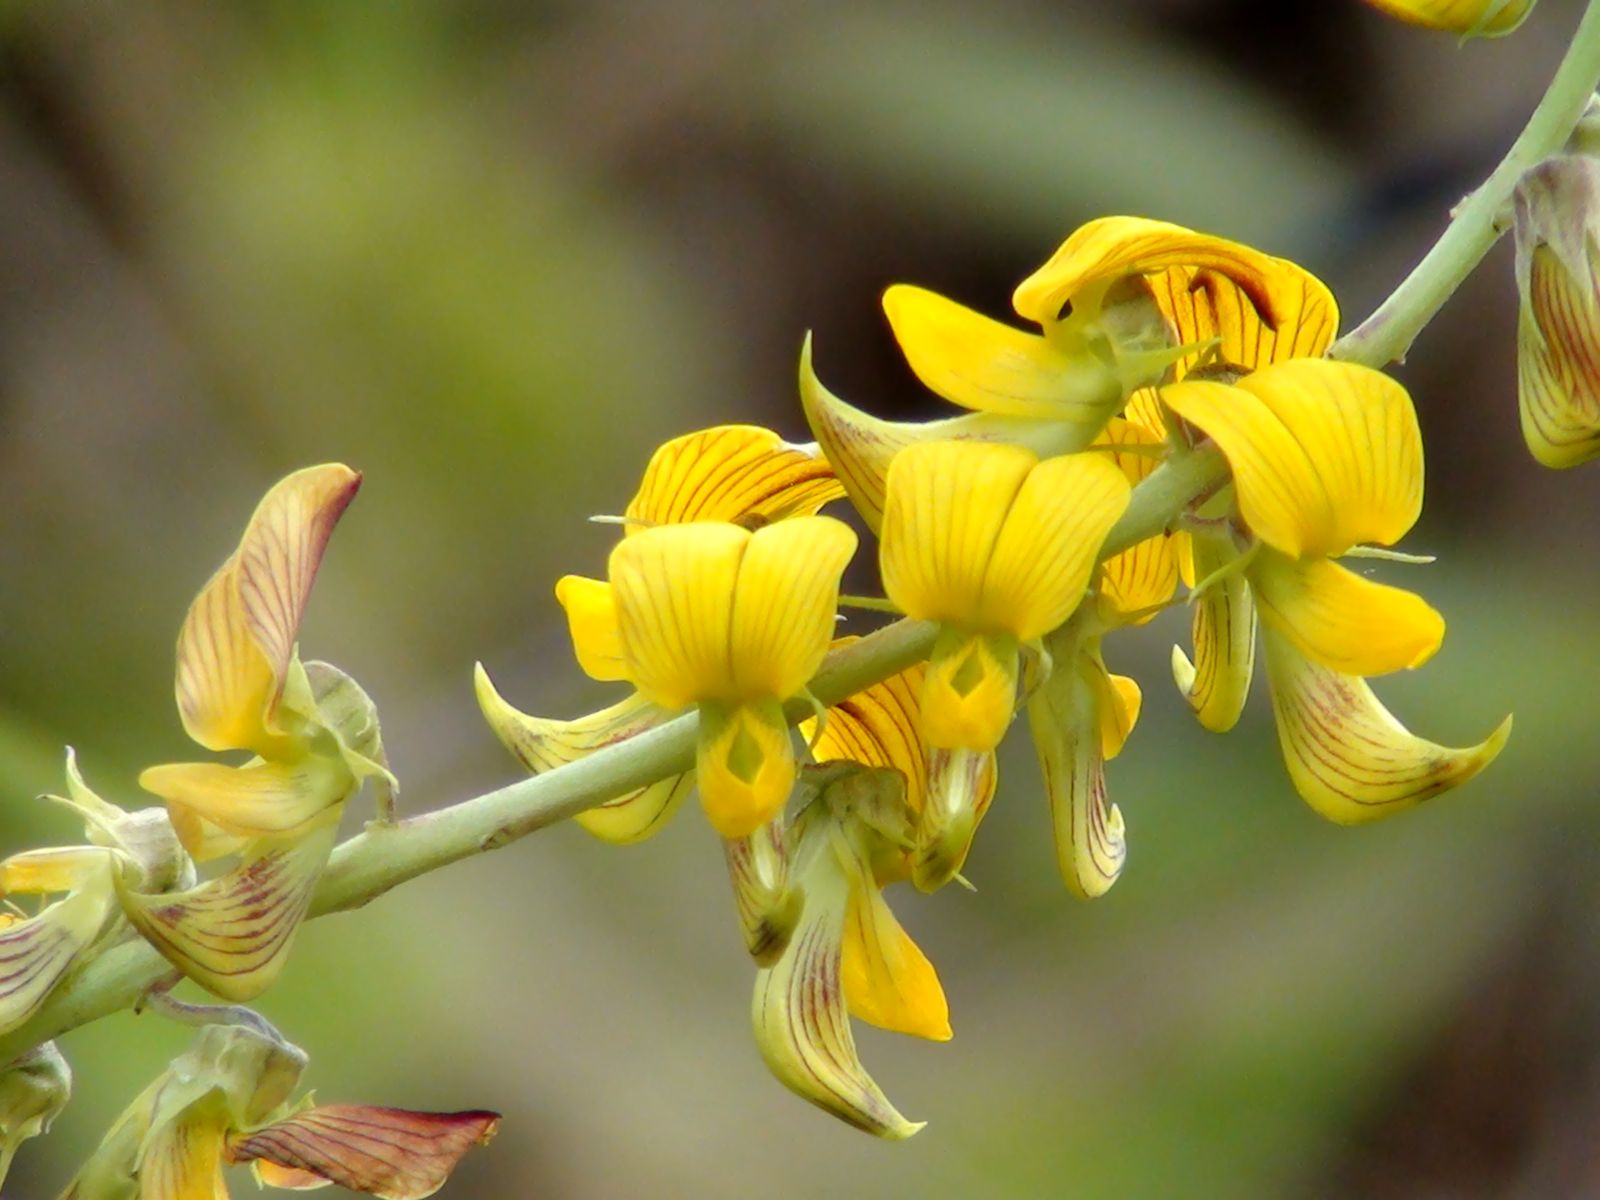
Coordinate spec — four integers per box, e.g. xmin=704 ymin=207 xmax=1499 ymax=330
xmin=1 ymin=1 xmax=1598 ymax=1196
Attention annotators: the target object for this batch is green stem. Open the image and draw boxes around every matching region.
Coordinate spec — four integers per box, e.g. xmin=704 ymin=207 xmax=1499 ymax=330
xmin=1329 ymin=0 xmax=1600 ymax=368
xmin=0 ymin=446 xmax=1224 ymax=1064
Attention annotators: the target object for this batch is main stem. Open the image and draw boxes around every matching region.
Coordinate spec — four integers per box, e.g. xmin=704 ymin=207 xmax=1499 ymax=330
xmin=1330 ymin=0 xmax=1600 ymax=368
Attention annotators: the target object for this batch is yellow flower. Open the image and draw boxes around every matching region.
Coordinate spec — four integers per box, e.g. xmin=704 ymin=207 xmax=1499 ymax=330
xmin=62 ymin=1024 xmax=498 ymax=1200
xmin=753 ymin=665 xmax=988 ymax=1138
xmin=1361 ymin=0 xmax=1534 ymax=36
xmin=127 ymin=465 xmax=394 ymax=1001
xmin=478 ymin=425 xmax=845 ymax=844
xmin=1163 ymin=358 xmax=1511 ymax=821
xmin=1513 ymin=155 xmax=1600 ymax=467
xmin=879 ymin=440 xmax=1130 ymax=752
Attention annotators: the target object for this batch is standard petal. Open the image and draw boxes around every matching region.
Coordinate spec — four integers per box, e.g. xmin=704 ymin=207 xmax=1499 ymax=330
xmin=1142 ymin=259 xmax=1338 ymax=379
xmin=729 ymin=516 xmax=858 ymax=699
xmin=227 ymin=1105 xmax=501 ymax=1200
xmin=979 ymin=451 xmax=1132 ymax=639
xmin=1252 ymin=552 xmax=1444 ymax=677
xmin=1013 ymin=216 xmax=1308 ymax=331
xmin=608 ymin=522 xmax=748 ymax=708
xmin=176 ymin=465 xmax=360 ymax=756
xmin=1361 ymin=0 xmax=1534 ymax=35
xmin=116 ymin=813 xmax=339 ymax=1002
xmin=806 ymin=656 xmax=929 ymax=817
xmin=724 ymin=820 xmax=802 ymax=966
xmin=138 ymin=758 xmax=352 ymax=861
xmin=696 ymin=700 xmax=796 ymax=839
xmin=1171 ymin=529 xmax=1256 ymax=732
xmin=473 ymin=666 xmax=691 ymax=844
xmin=0 ymin=886 xmax=118 ymax=1037
xmin=624 ymin=424 xmax=843 ymax=531
xmin=919 ymin=630 xmax=1019 ymax=752
xmin=553 ymin=576 xmax=631 ymax=683
xmin=1261 ymin=628 xmax=1512 ymax=824
xmin=1517 ymin=243 xmax=1600 ymax=468
xmin=1027 ymin=646 xmax=1126 ymax=899
xmin=840 ymin=883 xmax=950 ymax=1041
xmin=882 ymin=284 xmax=1120 ymax=419
xmin=751 ymin=856 xmax=923 ymax=1139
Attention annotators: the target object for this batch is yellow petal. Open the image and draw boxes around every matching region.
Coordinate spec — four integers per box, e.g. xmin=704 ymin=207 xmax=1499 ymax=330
xmin=174 ymin=464 xmax=360 ymax=757
xmin=806 ymin=655 xmax=929 ymax=815
xmin=116 ymin=812 xmax=340 ymax=1002
xmin=840 ymin=883 xmax=950 ymax=1041
xmin=882 ymin=284 xmax=1120 ymax=419
xmin=1517 ymin=242 xmax=1600 ymax=468
xmin=1252 ymin=551 xmax=1444 ymax=677
xmin=473 ymin=665 xmax=690 ymax=844
xmin=227 ymin=1106 xmax=501 ymax=1200
xmin=1100 ymin=671 xmax=1142 ymax=761
xmin=911 ymin=745 xmax=997 ymax=892
xmin=0 ymin=847 xmax=112 ymax=897
xmin=1163 ymin=360 xmax=1423 ymax=558
xmin=1261 ymin=627 xmax=1512 ymax=824
xmin=798 ymin=335 xmax=1084 ymax=532
xmin=625 ymin=424 xmax=844 ymax=531
xmin=751 ymin=846 xmax=923 ymax=1140
xmin=1027 ymin=645 xmax=1126 ymax=899
xmin=1013 ymin=216 xmax=1325 ymax=335
xmin=138 ymin=757 xmax=353 ymax=861
xmin=1361 ymin=0 xmax=1534 ymax=35
xmin=138 ymin=1107 xmax=231 ymax=1200
xmin=729 ymin=517 xmax=859 ymax=699
xmin=696 ymin=700 xmax=795 ymax=839
xmin=724 ymin=821 xmax=802 ymax=965
xmin=553 ymin=576 xmax=630 ymax=683
xmin=881 ymin=440 xmax=1129 ymax=639
xmin=0 ymin=885 xmax=117 ymax=1037
xmin=919 ymin=630 xmax=1019 ymax=752
xmin=1171 ymin=529 xmax=1257 ymax=733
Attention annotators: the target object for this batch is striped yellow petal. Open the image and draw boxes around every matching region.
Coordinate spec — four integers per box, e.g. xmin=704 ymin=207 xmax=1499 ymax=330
xmin=1171 ymin=529 xmax=1257 ymax=733
xmin=473 ymin=665 xmax=690 ymax=844
xmin=920 ymin=630 xmax=1019 ymax=751
xmin=752 ymin=831 xmax=923 ymax=1139
xmin=116 ymin=811 xmax=340 ymax=1002
xmin=138 ymin=1105 xmax=231 ymax=1200
xmin=1252 ymin=551 xmax=1444 ymax=677
xmin=553 ymin=576 xmax=630 ymax=683
xmin=806 ymin=655 xmax=929 ymax=817
xmin=227 ymin=1106 xmax=501 ymax=1199
xmin=840 ymin=882 xmax=950 ymax=1041
xmin=912 ymin=745 xmax=996 ymax=892
xmin=175 ymin=465 xmax=360 ymax=757
xmin=882 ymin=284 xmax=1121 ymax=419
xmin=1361 ymin=0 xmax=1534 ymax=35
xmin=1027 ymin=643 xmax=1127 ymax=899
xmin=881 ymin=441 xmax=1129 ymax=639
xmin=1163 ymin=360 xmax=1423 ymax=559
xmin=724 ymin=820 xmax=802 ymax=965
xmin=1261 ymin=628 xmax=1512 ymax=824
xmin=138 ymin=757 xmax=353 ymax=861
xmin=1013 ymin=217 xmax=1311 ymax=333
xmin=1095 ymin=421 xmax=1179 ymax=623
xmin=0 ymin=885 xmax=117 ymax=1037
xmin=625 ymin=424 xmax=843 ymax=532
xmin=697 ymin=700 xmax=796 ymax=839
xmin=798 ymin=335 xmax=1084 ymax=532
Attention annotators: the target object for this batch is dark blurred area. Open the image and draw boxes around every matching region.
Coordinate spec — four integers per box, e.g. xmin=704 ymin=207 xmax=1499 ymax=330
xmin=1 ymin=1 xmax=1598 ymax=1196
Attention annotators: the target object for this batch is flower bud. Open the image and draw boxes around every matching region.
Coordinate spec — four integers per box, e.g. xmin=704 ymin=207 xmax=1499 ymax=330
xmin=1361 ymin=0 xmax=1534 ymax=37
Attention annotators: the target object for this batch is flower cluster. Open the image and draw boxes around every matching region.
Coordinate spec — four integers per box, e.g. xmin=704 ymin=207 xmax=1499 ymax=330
xmin=480 ymin=216 xmax=1511 ymax=1135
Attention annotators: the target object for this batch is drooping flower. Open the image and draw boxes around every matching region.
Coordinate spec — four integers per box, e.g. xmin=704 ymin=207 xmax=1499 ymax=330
xmin=477 ymin=425 xmax=845 ymax=844
xmin=0 ymin=750 xmax=190 ymax=1036
xmin=1162 ymin=358 xmax=1511 ymax=820
xmin=61 ymin=1023 xmax=498 ymax=1200
xmin=752 ymin=665 xmax=988 ymax=1137
xmin=1360 ymin=0 xmax=1535 ymax=37
xmin=127 ymin=465 xmax=395 ymax=1001
xmin=1512 ymin=154 xmax=1600 ymax=468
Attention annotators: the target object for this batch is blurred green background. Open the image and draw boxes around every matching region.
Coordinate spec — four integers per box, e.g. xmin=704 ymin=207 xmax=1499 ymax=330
xmin=2 ymin=1 xmax=1599 ymax=1196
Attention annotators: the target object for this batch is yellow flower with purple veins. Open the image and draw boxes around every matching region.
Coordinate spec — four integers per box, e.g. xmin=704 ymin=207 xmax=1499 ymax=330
xmin=125 ymin=464 xmax=394 ymax=1002
xmin=476 ymin=424 xmax=845 ymax=844
xmin=1361 ymin=0 xmax=1534 ymax=36
xmin=62 ymin=1024 xmax=497 ymax=1200
xmin=1163 ymin=358 xmax=1512 ymax=821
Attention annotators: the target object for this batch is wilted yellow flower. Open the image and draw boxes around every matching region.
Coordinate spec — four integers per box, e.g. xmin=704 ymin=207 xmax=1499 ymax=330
xmin=62 ymin=1023 xmax=498 ymax=1200
xmin=1513 ymin=154 xmax=1600 ymax=467
xmin=127 ymin=465 xmax=394 ymax=1001
xmin=1361 ymin=0 xmax=1534 ymax=37
xmin=880 ymin=440 xmax=1129 ymax=752
xmin=478 ymin=425 xmax=845 ymax=844
xmin=1164 ymin=359 xmax=1511 ymax=821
